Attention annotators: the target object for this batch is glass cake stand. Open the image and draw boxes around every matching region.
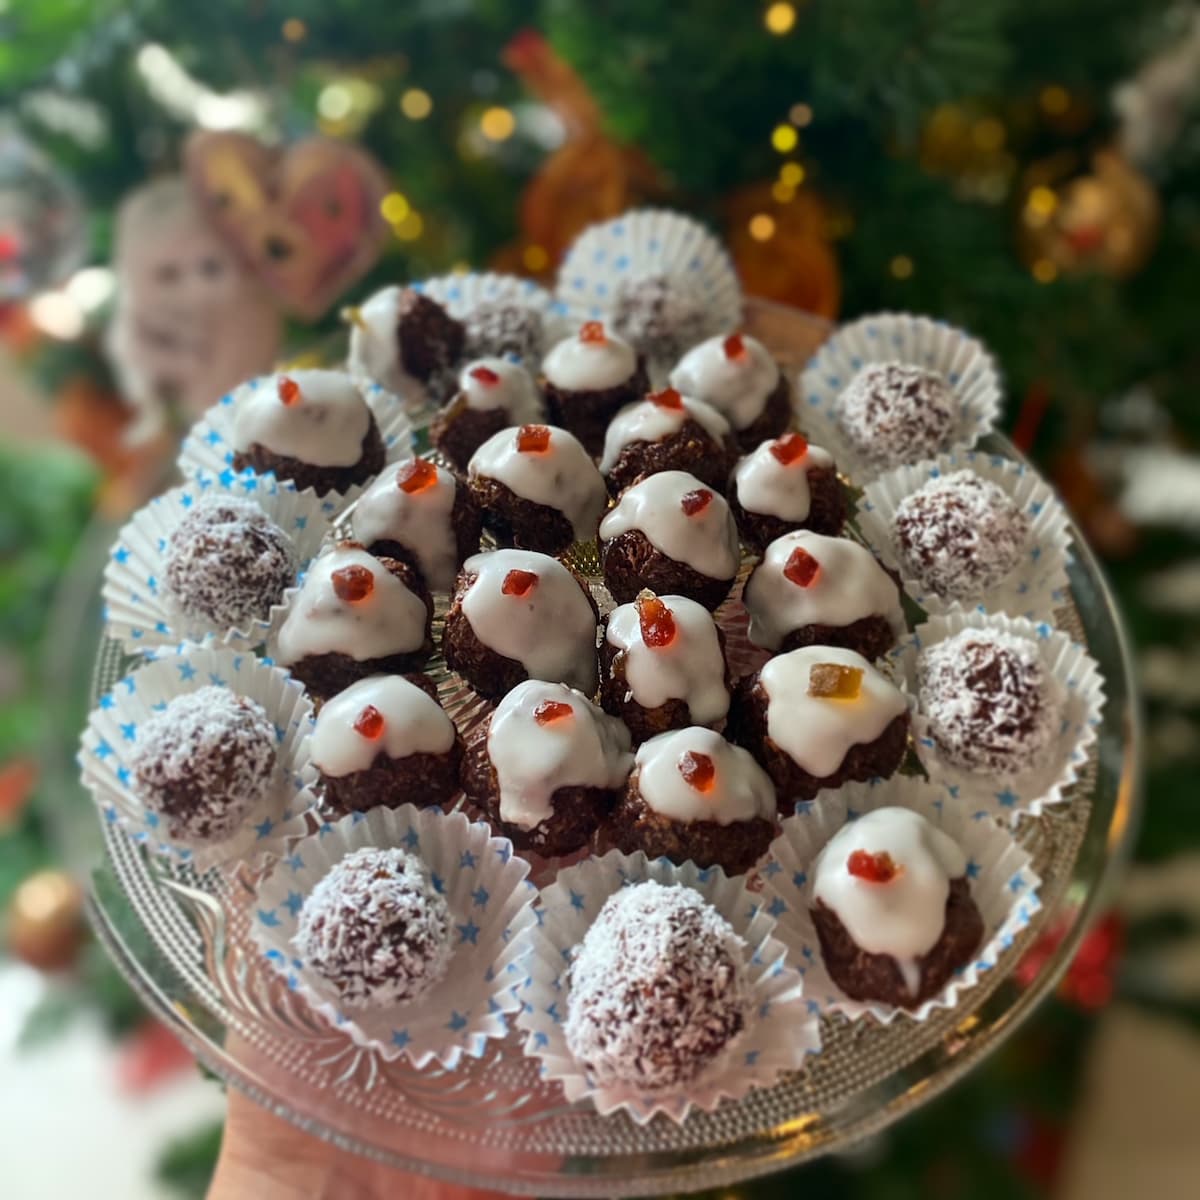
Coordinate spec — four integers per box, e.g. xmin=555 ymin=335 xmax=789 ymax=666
xmin=46 ymin=301 xmax=1141 ymax=1197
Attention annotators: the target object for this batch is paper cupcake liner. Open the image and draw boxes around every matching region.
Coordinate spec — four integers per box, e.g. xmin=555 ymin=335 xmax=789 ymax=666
xmin=799 ymin=312 xmax=1003 ymax=484
xmin=78 ymin=642 xmax=317 ymax=871
xmin=514 ymin=849 xmax=819 ymax=1126
xmin=761 ymin=777 xmax=1042 ymax=1024
xmin=177 ymin=375 xmax=414 ymax=518
xmin=899 ymin=610 xmax=1105 ymax=822
xmin=101 ymin=474 xmax=333 ymax=657
xmin=856 ymin=449 xmax=1072 ymax=620
xmin=252 ymin=804 xmax=536 ymax=1069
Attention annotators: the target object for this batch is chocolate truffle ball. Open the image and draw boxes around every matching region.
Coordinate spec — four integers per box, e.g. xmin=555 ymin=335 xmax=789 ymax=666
xmin=610 ymin=273 xmax=711 ymax=365
xmin=462 ymin=300 xmax=546 ymax=365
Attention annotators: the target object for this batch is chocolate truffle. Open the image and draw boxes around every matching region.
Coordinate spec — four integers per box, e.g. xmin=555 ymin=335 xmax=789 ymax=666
xmin=728 ymin=432 xmax=845 ymax=550
xmin=917 ymin=627 xmax=1060 ymax=776
xmin=600 ymin=591 xmax=730 ymax=745
xmin=467 ymin=423 xmax=608 ymax=555
xmin=430 ymin=357 xmax=543 ymax=473
xmin=599 ymin=386 xmax=737 ymax=496
xmin=230 ymin=370 xmax=384 ymax=497
xmin=442 ymin=549 xmax=599 ymax=701
xmin=276 ymin=542 xmax=434 ymax=699
xmin=293 ymin=846 xmax=452 ymax=1010
xmin=129 ymin=686 xmax=277 ymax=843
xmin=669 ymin=332 xmax=790 ymax=452
xmin=610 ymin=273 xmax=711 ymax=366
xmin=729 ymin=646 xmax=910 ymax=801
xmin=564 ymin=881 xmax=749 ymax=1090
xmin=351 ymin=457 xmax=482 ymax=592
xmin=163 ymin=494 xmax=296 ymax=630
xmin=743 ymin=530 xmax=905 ymax=661
xmin=461 ymin=679 xmax=633 ymax=856
xmin=349 ymin=286 xmax=465 ymax=396
xmin=599 ymin=470 xmax=741 ymax=611
xmin=608 ymin=727 xmax=777 ymax=876
xmin=810 ymin=807 xmax=984 ymax=1008
xmin=462 ymin=300 xmax=546 ymax=365
xmin=894 ymin=469 xmax=1030 ymax=601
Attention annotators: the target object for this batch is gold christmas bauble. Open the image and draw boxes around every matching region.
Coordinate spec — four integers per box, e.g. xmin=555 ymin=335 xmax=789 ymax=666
xmin=5 ymin=869 xmax=85 ymax=971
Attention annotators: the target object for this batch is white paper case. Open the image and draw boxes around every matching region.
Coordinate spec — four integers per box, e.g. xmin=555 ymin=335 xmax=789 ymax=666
xmin=78 ymin=643 xmax=317 ymax=870
xmin=177 ymin=374 xmax=413 ymax=517
xmin=514 ymin=849 xmax=819 ymax=1125
xmin=252 ymin=805 xmax=536 ymax=1069
xmin=900 ymin=610 xmax=1105 ymax=821
xmin=102 ymin=474 xmax=333 ymax=656
xmin=799 ymin=312 xmax=1002 ymax=483
xmin=856 ymin=449 xmax=1072 ymax=620
xmin=762 ymin=777 xmax=1042 ymax=1023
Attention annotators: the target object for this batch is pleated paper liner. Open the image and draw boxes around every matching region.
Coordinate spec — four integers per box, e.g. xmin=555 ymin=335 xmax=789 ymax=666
xmin=252 ymin=804 xmax=537 ymax=1069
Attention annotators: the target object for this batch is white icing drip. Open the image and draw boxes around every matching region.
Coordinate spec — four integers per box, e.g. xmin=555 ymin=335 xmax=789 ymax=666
xmin=669 ymin=335 xmax=780 ymax=431
xmin=745 ymin=531 xmax=905 ymax=651
xmin=542 ymin=326 xmax=637 ymax=391
xmin=460 ymin=549 xmax=598 ymax=693
xmin=349 ymin=285 xmax=408 ymax=394
xmin=310 ymin=675 xmax=456 ymax=777
xmin=467 ymin=425 xmax=608 ymax=540
xmin=276 ymin=545 xmax=428 ymax=665
xmin=813 ymin=807 xmax=967 ymax=997
xmin=605 ymin=595 xmax=729 ymax=723
xmin=634 ymin=727 xmax=775 ymax=826
xmin=231 ymin=370 xmax=371 ymax=467
xmin=351 ymin=460 xmax=460 ymax=591
xmin=733 ymin=437 xmax=835 ymax=521
xmin=487 ymin=680 xmax=633 ymax=830
xmin=456 ymin=356 xmax=541 ymax=419
xmin=599 ymin=394 xmax=731 ymax=473
xmin=760 ymin=646 xmax=907 ymax=778
xmin=599 ymin=470 xmax=740 ymax=580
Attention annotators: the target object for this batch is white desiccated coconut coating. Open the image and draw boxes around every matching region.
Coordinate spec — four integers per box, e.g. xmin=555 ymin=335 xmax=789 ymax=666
xmin=293 ymin=847 xmax=453 ymax=1011
xmin=564 ymin=881 xmax=749 ymax=1091
xmin=611 ymin=273 xmax=711 ymax=362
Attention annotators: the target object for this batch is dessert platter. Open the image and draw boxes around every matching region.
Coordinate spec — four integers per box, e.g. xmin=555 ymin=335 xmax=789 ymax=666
xmin=69 ymin=210 xmax=1138 ymax=1195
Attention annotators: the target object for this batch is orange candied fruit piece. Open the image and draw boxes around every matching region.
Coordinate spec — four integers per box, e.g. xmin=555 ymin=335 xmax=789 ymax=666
xmin=468 ymin=364 xmax=500 ymax=385
xmin=770 ymin=432 xmax=810 ymax=465
xmin=783 ymin=545 xmax=820 ymax=588
xmin=722 ymin=332 xmax=748 ymax=362
xmin=516 ymin=424 xmax=552 ymax=454
xmin=648 ymin=386 xmax=684 ymax=411
xmin=678 ymin=750 xmax=716 ymax=793
xmin=501 ymin=568 xmax=538 ymax=597
xmin=534 ymin=699 xmax=574 ymax=726
xmin=680 ymin=487 xmax=714 ymax=517
xmin=277 ymin=376 xmax=302 ymax=406
xmin=396 ymin=458 xmax=439 ymax=494
xmin=807 ymin=662 xmax=863 ymax=700
xmin=579 ymin=320 xmax=607 ymax=345
xmin=353 ymin=704 xmax=385 ymax=739
xmin=331 ymin=563 xmax=375 ymax=604
xmin=847 ymin=849 xmax=900 ymax=884
xmin=636 ymin=592 xmax=677 ymax=648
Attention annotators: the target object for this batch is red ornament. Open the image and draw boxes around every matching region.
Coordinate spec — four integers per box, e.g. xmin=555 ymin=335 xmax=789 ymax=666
xmin=354 ymin=704 xmax=385 ymax=739
xmin=1017 ymin=912 xmax=1124 ymax=1011
xmin=680 ymin=488 xmax=714 ymax=516
xmin=846 ymin=849 xmax=899 ymax=883
xmin=469 ymin=364 xmax=501 ymax=385
xmin=331 ymin=564 xmax=374 ymax=603
xmin=770 ymin=432 xmax=810 ymax=465
xmin=396 ymin=458 xmax=438 ymax=494
xmin=636 ymin=593 xmax=677 ymax=648
xmin=502 ymin=568 xmax=538 ymax=597
xmin=277 ymin=376 xmax=301 ymax=406
xmin=678 ymin=750 xmax=716 ymax=793
xmin=783 ymin=546 xmax=820 ymax=587
xmin=516 ymin=424 xmax=552 ymax=454
xmin=723 ymin=333 xmax=748 ymax=362
xmin=648 ymin=386 xmax=684 ymax=410
xmin=579 ymin=320 xmax=607 ymax=344
xmin=534 ymin=699 xmax=573 ymax=725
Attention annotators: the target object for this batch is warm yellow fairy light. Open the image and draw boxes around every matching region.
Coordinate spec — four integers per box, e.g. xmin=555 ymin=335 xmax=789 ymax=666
xmin=1040 ymin=85 xmax=1070 ymax=115
xmin=771 ymin=123 xmax=798 ymax=153
xmin=523 ymin=244 xmax=549 ymax=271
xmin=380 ymin=192 xmax=410 ymax=224
xmin=779 ymin=161 xmax=805 ymax=187
xmin=764 ymin=3 xmax=797 ymax=35
xmin=772 ymin=181 xmax=795 ymax=203
xmin=394 ymin=210 xmax=424 ymax=241
xmin=1032 ymin=258 xmax=1058 ymax=283
xmin=890 ymin=254 xmax=914 ymax=279
xmin=748 ymin=213 xmax=776 ymax=242
xmin=282 ymin=18 xmax=307 ymax=43
xmin=400 ymin=88 xmax=432 ymax=120
xmin=1025 ymin=186 xmax=1058 ymax=222
xmin=789 ymin=103 xmax=813 ymax=127
xmin=972 ymin=117 xmax=1006 ymax=151
xmin=480 ymin=106 xmax=516 ymax=141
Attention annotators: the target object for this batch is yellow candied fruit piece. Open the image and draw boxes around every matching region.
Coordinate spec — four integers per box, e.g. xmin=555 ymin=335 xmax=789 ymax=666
xmin=807 ymin=663 xmax=863 ymax=700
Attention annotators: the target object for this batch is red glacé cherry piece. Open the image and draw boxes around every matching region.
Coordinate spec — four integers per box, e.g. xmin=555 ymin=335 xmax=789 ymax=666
xmin=469 ymin=365 xmax=500 ymax=385
xmin=354 ymin=704 xmax=385 ymax=739
xmin=397 ymin=458 xmax=439 ymax=494
xmin=846 ymin=849 xmax=899 ymax=883
xmin=502 ymin=568 xmax=538 ymax=597
xmin=277 ymin=376 xmax=301 ymax=406
xmin=636 ymin=593 xmax=677 ymax=648
xmin=678 ymin=750 xmax=716 ymax=793
xmin=516 ymin=424 xmax=552 ymax=454
xmin=722 ymin=333 xmax=748 ymax=362
xmin=680 ymin=488 xmax=714 ymax=516
xmin=331 ymin=564 xmax=375 ymax=603
xmin=770 ymin=432 xmax=810 ymax=465
xmin=783 ymin=546 xmax=820 ymax=588
xmin=579 ymin=320 xmax=607 ymax=345
xmin=534 ymin=699 xmax=573 ymax=725
xmin=648 ymin=386 xmax=684 ymax=411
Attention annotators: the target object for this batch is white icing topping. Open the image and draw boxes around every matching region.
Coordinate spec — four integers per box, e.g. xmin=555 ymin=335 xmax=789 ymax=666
xmin=599 ymin=394 xmax=731 ymax=474
xmin=605 ymin=595 xmax=729 ymax=723
xmin=745 ymin=531 xmax=906 ymax=651
xmin=456 ymin=356 xmax=541 ymax=419
xmin=231 ymin=370 xmax=371 ymax=467
xmin=350 ymin=459 xmax=460 ymax=591
xmin=813 ymin=807 xmax=967 ymax=997
xmin=467 ymin=425 xmax=608 ymax=541
xmin=542 ymin=326 xmax=637 ymax=391
xmin=310 ymin=675 xmax=456 ymax=777
xmin=487 ymin=680 xmax=633 ymax=830
xmin=276 ymin=545 xmax=428 ymax=665
xmin=349 ymin=286 xmax=407 ymax=394
xmin=669 ymin=335 xmax=780 ymax=431
xmin=759 ymin=646 xmax=907 ymax=778
xmin=733 ymin=437 xmax=835 ymax=522
xmin=599 ymin=470 xmax=740 ymax=580
xmin=460 ymin=549 xmax=598 ymax=693
xmin=634 ymin=727 xmax=775 ymax=826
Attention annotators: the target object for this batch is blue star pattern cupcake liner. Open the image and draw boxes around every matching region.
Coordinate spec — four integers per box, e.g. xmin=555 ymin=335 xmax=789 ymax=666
xmin=79 ymin=643 xmax=317 ymax=871
xmin=252 ymin=804 xmax=537 ymax=1070
xmin=761 ymin=777 xmax=1042 ymax=1024
xmin=799 ymin=312 xmax=1002 ymax=483
xmin=856 ymin=449 xmax=1072 ymax=621
xmin=102 ymin=474 xmax=333 ymax=656
xmin=899 ymin=610 xmax=1105 ymax=822
xmin=514 ymin=848 xmax=818 ymax=1126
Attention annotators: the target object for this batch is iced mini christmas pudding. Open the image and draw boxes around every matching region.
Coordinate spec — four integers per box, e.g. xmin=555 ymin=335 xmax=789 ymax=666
xmin=429 ymin=357 xmax=543 ymax=472
xmin=350 ymin=285 xmax=465 ymax=397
